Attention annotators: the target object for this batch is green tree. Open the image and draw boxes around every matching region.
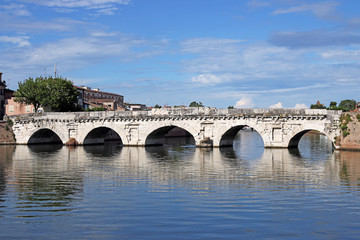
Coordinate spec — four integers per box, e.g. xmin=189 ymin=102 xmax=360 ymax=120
xmin=14 ymin=76 xmax=80 ymax=112
xmin=14 ymin=77 xmax=43 ymax=112
xmin=86 ymin=106 xmax=106 ymax=111
xmin=189 ymin=101 xmax=204 ymax=107
xmin=42 ymin=77 xmax=80 ymax=111
xmin=329 ymin=101 xmax=337 ymax=109
xmin=328 ymin=101 xmax=343 ymax=110
xmin=154 ymin=104 xmax=162 ymax=108
xmin=339 ymin=99 xmax=356 ymax=112
xmin=310 ymin=104 xmax=326 ymax=109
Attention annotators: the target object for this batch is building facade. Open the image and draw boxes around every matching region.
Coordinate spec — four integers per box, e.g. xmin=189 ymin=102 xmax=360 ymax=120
xmin=5 ymin=89 xmax=36 ymax=116
xmin=126 ymin=103 xmax=147 ymax=111
xmin=76 ymin=86 xmax=124 ymax=110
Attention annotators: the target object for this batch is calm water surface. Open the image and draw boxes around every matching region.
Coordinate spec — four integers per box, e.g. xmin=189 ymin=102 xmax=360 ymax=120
xmin=1 ymin=130 xmax=360 ymax=239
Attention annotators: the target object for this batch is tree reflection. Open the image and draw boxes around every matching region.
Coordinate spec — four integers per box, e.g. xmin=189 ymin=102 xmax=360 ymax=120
xmin=10 ymin=146 xmax=84 ymax=217
xmin=2 ymin=137 xmax=360 ymax=220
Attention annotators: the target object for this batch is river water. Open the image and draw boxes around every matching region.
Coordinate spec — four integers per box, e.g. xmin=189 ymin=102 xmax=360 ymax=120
xmin=1 ymin=130 xmax=360 ymax=239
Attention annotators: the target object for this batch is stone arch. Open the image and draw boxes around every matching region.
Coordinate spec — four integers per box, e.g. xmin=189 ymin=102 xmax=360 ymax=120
xmin=144 ymin=122 xmax=197 ymax=146
xmin=216 ymin=124 xmax=266 ymax=147
xmin=27 ymin=128 xmax=64 ymax=145
xmin=287 ymin=128 xmax=334 ymax=148
xmin=83 ymin=126 xmax=123 ymax=145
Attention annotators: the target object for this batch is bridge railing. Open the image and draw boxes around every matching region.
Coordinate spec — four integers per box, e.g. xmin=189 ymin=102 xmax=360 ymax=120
xmin=8 ymin=107 xmax=342 ymax=122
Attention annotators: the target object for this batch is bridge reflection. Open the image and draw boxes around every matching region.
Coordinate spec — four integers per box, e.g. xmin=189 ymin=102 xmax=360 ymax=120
xmin=2 ymin=137 xmax=360 ymax=217
xmin=2 ymin=142 xmax=357 ymax=189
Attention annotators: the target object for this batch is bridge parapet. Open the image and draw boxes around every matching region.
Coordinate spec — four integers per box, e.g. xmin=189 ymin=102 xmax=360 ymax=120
xmin=9 ymin=108 xmax=342 ymax=122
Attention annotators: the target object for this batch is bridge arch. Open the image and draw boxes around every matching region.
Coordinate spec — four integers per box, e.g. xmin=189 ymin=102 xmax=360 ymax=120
xmin=83 ymin=127 xmax=123 ymax=145
xmin=216 ymin=124 xmax=266 ymax=147
xmin=287 ymin=128 xmax=334 ymax=148
xmin=144 ymin=122 xmax=198 ymax=146
xmin=27 ymin=128 xmax=64 ymax=145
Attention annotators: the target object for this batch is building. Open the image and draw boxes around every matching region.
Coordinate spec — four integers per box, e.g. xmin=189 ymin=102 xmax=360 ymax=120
xmin=4 ymin=82 xmax=125 ymax=115
xmin=351 ymin=102 xmax=360 ymax=112
xmin=0 ymin=72 xmax=5 ymax=120
xmin=76 ymin=86 xmax=124 ymax=110
xmin=0 ymin=72 xmax=36 ymax=117
xmin=87 ymin=99 xmax=118 ymax=110
xmin=5 ymin=89 xmax=36 ymax=116
xmin=125 ymin=103 xmax=147 ymax=111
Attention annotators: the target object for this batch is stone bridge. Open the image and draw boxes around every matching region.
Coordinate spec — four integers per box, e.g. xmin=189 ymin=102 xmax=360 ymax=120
xmin=9 ymin=108 xmax=342 ymax=148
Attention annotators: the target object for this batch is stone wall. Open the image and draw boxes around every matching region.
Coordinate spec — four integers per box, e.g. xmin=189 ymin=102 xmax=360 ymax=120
xmin=337 ymin=112 xmax=360 ymax=150
xmin=0 ymin=121 xmax=15 ymax=144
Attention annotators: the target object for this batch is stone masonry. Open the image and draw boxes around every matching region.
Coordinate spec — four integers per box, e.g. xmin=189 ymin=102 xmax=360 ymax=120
xmin=9 ymin=108 xmax=342 ymax=148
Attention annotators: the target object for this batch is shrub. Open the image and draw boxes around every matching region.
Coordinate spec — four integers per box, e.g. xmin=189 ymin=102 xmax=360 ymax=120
xmin=343 ymin=130 xmax=350 ymax=138
xmin=339 ymin=114 xmax=353 ymax=138
xmin=6 ymin=118 xmax=13 ymax=127
xmin=357 ymin=114 xmax=360 ymax=122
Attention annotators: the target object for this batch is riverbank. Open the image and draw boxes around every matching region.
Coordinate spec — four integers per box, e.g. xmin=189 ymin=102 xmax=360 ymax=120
xmin=0 ymin=120 xmax=16 ymax=144
xmin=337 ymin=112 xmax=360 ymax=151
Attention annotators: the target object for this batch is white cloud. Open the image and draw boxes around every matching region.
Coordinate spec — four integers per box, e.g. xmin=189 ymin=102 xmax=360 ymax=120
xmin=181 ymin=38 xmax=306 ymax=80
xmin=19 ymin=0 xmax=130 ymax=15
xmin=272 ymin=2 xmax=339 ymax=20
xmin=269 ymin=102 xmax=283 ymax=108
xmin=234 ymin=96 xmax=254 ymax=108
xmin=181 ymin=37 xmax=360 ymax=91
xmin=20 ymin=0 xmax=130 ymax=8
xmin=294 ymin=103 xmax=308 ymax=109
xmin=0 ymin=32 xmax=163 ymax=79
xmin=0 ymin=4 xmax=31 ymax=16
xmin=90 ymin=31 xmax=118 ymax=37
xmin=0 ymin=17 xmax=92 ymax=33
xmin=320 ymin=49 xmax=360 ymax=60
xmin=191 ymin=73 xmax=243 ymax=85
xmin=181 ymin=38 xmax=245 ymax=54
xmin=0 ymin=36 xmax=30 ymax=47
xmin=191 ymin=74 xmax=222 ymax=85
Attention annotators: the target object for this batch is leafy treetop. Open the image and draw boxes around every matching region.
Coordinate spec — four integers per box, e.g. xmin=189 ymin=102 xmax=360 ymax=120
xmin=189 ymin=101 xmax=204 ymax=107
xmin=311 ymin=99 xmax=357 ymax=111
xmin=14 ymin=76 xmax=81 ymax=112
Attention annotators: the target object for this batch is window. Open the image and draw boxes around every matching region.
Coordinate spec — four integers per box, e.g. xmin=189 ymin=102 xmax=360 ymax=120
xmin=9 ymin=105 xmax=14 ymax=113
xmin=26 ymin=105 xmax=31 ymax=112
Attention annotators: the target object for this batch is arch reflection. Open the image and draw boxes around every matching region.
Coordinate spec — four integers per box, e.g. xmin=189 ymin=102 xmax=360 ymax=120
xmin=2 ymin=141 xmax=360 ymax=220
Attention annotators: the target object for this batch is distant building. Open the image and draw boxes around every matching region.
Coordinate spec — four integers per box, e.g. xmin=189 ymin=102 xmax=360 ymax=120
xmin=316 ymin=100 xmax=324 ymax=107
xmin=0 ymin=72 xmax=6 ymax=120
xmin=76 ymin=86 xmax=124 ymax=110
xmin=5 ymin=89 xmax=36 ymax=116
xmin=126 ymin=103 xmax=147 ymax=111
xmin=351 ymin=102 xmax=360 ymax=112
xmin=87 ymin=99 xmax=118 ymax=110
xmin=310 ymin=100 xmax=326 ymax=109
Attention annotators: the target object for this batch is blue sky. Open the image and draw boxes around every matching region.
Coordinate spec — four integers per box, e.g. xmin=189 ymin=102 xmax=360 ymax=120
xmin=1 ymin=0 xmax=360 ymax=108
